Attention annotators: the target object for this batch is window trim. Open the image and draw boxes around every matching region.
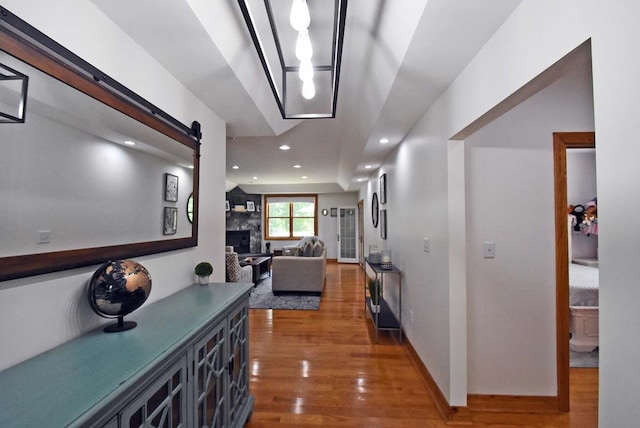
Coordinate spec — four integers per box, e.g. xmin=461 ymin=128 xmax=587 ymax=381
xmin=264 ymin=194 xmax=318 ymax=240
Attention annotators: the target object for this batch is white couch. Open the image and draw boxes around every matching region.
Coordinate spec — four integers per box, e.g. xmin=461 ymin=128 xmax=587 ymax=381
xmin=271 ymin=237 xmax=326 ymax=294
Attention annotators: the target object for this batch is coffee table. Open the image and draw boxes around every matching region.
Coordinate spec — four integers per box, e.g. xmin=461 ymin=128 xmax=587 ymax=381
xmin=240 ymin=256 xmax=272 ymax=284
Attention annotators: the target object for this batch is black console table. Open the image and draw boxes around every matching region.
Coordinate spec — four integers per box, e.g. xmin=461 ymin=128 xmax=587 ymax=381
xmin=364 ymin=258 xmax=402 ymax=343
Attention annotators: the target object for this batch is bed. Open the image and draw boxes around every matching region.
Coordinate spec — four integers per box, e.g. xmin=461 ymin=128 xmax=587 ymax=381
xmin=569 ymin=262 xmax=599 ymax=352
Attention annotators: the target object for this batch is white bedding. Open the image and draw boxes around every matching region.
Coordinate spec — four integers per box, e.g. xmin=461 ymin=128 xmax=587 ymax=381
xmin=569 ymin=263 xmax=599 ymax=306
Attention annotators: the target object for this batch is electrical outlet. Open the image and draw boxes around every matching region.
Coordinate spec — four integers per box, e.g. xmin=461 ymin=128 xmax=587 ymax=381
xmin=410 ymin=310 xmax=414 ymax=325
xmin=38 ymin=230 xmax=51 ymax=244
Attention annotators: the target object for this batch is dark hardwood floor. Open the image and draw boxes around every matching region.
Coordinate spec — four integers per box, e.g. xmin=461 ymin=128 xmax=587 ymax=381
xmin=246 ymin=263 xmax=598 ymax=427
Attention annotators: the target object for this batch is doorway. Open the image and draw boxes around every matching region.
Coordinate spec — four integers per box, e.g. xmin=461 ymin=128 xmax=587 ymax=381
xmin=553 ymin=131 xmax=596 ymax=411
xmin=337 ymin=206 xmax=359 ymax=263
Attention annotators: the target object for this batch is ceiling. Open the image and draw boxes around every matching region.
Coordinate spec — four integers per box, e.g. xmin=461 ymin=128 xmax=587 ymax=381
xmin=92 ymin=0 xmax=522 ymax=194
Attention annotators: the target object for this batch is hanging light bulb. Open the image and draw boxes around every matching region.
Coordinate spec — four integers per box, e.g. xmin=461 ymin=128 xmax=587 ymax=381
xmin=295 ymin=30 xmax=313 ymax=61
xmin=302 ymin=79 xmax=316 ymax=99
xmin=299 ymin=59 xmax=314 ymax=81
xmin=290 ymin=0 xmax=310 ymax=32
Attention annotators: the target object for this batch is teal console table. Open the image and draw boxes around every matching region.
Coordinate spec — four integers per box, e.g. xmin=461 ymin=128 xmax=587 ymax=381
xmin=0 ymin=282 xmax=254 ymax=428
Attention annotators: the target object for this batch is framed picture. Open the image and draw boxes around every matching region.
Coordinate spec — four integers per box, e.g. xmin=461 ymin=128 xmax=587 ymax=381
xmin=330 ymin=207 xmax=338 ymax=217
xmin=379 ymin=173 xmax=387 ymax=204
xmin=246 ymin=200 xmax=255 ymax=212
xmin=371 ymin=192 xmax=379 ymax=228
xmin=164 ymin=173 xmax=179 ymax=202
xmin=163 ymin=207 xmax=178 ymax=235
xmin=380 ymin=209 xmax=387 ymax=239
xmin=225 ymin=200 xmax=230 ymax=211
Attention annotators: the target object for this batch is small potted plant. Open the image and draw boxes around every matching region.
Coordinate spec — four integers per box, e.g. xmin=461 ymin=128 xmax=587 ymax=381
xmin=194 ymin=262 xmax=213 ymax=285
xmin=368 ymin=277 xmax=381 ymax=313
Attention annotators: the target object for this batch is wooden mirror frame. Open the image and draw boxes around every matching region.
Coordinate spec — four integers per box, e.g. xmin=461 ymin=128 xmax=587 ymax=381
xmin=0 ymin=8 xmax=200 ymax=282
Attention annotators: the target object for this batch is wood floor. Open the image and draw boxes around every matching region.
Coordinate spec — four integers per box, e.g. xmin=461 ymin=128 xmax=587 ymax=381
xmin=246 ymin=263 xmax=598 ymax=427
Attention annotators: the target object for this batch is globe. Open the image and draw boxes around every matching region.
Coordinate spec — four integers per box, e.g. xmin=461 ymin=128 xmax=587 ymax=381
xmin=88 ymin=259 xmax=152 ymax=333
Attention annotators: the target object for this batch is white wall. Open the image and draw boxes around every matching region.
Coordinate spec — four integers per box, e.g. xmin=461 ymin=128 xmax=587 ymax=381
xmin=464 ymin=64 xmax=594 ymax=395
xmin=0 ymin=0 xmax=226 ymax=372
xmin=318 ymin=192 xmax=359 ymax=259
xmin=360 ymin=1 xmax=640 ymax=422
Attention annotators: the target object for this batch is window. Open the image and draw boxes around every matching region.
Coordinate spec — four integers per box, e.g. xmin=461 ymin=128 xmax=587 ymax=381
xmin=265 ymin=194 xmax=318 ymax=239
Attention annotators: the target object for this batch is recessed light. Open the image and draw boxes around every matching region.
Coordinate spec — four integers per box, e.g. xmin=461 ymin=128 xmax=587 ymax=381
xmin=124 ymin=140 xmax=135 ymax=146
xmin=252 ymin=176 xmax=258 ymax=180
xmin=293 ymin=164 xmax=302 ymax=168
xmin=232 ymin=165 xmax=239 ymax=169
xmin=301 ymin=176 xmax=308 ymax=179
xmin=379 ymin=138 xmax=389 ymax=144
xmin=365 ymin=165 xmax=373 ymax=169
xmin=279 ymin=145 xmax=291 ymax=150
xmin=357 ymin=178 xmax=366 ymax=182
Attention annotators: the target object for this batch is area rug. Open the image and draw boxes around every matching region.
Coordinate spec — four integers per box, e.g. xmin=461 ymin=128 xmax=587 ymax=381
xmin=249 ymin=278 xmax=320 ymax=310
xmin=570 ymin=347 xmax=599 ymax=368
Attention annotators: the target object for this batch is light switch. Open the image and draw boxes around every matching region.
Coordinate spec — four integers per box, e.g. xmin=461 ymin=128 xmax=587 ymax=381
xmin=483 ymin=241 xmax=495 ymax=258
xmin=423 ymin=237 xmax=430 ymax=252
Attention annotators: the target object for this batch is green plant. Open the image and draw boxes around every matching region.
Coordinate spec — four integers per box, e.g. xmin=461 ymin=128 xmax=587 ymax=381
xmin=368 ymin=277 xmax=381 ymax=305
xmin=194 ymin=262 xmax=213 ymax=277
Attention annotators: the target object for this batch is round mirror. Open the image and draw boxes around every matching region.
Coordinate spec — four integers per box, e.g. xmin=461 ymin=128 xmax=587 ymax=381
xmin=371 ymin=192 xmax=379 ymax=227
xmin=321 ymin=208 xmax=329 ymax=216
xmin=187 ymin=193 xmax=194 ymax=224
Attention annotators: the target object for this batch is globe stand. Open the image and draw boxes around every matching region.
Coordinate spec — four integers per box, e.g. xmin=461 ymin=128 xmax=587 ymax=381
xmin=104 ymin=316 xmax=137 ymax=333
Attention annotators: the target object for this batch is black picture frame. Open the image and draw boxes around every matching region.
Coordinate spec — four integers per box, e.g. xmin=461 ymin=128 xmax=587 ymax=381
xmin=371 ymin=192 xmax=379 ymax=228
xmin=163 ymin=207 xmax=178 ymax=235
xmin=379 ymin=173 xmax=387 ymax=204
xmin=380 ymin=209 xmax=387 ymax=239
xmin=330 ymin=207 xmax=338 ymax=217
xmin=246 ymin=200 xmax=255 ymax=212
xmin=164 ymin=173 xmax=179 ymax=202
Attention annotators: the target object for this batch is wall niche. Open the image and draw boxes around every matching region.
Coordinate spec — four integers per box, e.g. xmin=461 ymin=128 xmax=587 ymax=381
xmin=226 ymin=187 xmax=262 ymax=254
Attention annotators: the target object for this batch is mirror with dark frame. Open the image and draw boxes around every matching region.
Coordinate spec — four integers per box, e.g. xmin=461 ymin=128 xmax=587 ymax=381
xmin=0 ymin=8 xmax=201 ymax=282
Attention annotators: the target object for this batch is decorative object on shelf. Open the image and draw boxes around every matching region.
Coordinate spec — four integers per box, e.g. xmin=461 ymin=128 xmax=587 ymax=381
xmin=368 ymin=245 xmax=381 ymax=264
xmin=266 ymin=242 xmax=271 ymax=252
xmin=380 ymin=209 xmax=387 ymax=239
xmin=330 ymin=207 xmax=337 ymax=217
xmin=163 ymin=206 xmax=178 ymax=235
xmin=246 ymin=200 xmax=255 ymax=212
xmin=164 ymin=173 xmax=178 ymax=202
xmin=371 ymin=192 xmax=379 ymax=227
xmin=381 ymin=249 xmax=392 ymax=269
xmin=88 ymin=259 xmax=152 ymax=333
xmin=225 ymin=200 xmax=230 ymax=211
xmin=321 ymin=208 xmax=328 ymax=216
xmin=368 ymin=276 xmax=381 ymax=313
xmin=186 ymin=193 xmax=194 ymax=224
xmin=194 ymin=262 xmax=213 ymax=285
xmin=379 ymin=173 xmax=387 ymax=204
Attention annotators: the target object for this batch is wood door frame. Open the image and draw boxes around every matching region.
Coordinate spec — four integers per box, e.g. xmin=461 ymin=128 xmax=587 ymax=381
xmin=553 ymin=131 xmax=595 ymax=412
xmin=358 ymin=199 xmax=364 ymax=267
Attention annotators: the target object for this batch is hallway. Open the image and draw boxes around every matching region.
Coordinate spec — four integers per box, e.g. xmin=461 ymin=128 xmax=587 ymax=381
xmin=246 ymin=263 xmax=598 ymax=427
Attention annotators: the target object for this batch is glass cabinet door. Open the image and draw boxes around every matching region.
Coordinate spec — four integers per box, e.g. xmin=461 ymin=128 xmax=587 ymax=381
xmin=192 ymin=321 xmax=227 ymax=428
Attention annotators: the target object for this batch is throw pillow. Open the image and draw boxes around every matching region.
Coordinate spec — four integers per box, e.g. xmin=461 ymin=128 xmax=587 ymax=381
xmin=312 ymin=241 xmax=324 ymax=257
xmin=302 ymin=241 xmax=313 ymax=257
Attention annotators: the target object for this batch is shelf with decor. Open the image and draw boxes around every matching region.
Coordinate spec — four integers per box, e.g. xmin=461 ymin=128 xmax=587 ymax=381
xmin=364 ymin=257 xmax=402 ymax=343
xmin=0 ymin=283 xmax=254 ymax=428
